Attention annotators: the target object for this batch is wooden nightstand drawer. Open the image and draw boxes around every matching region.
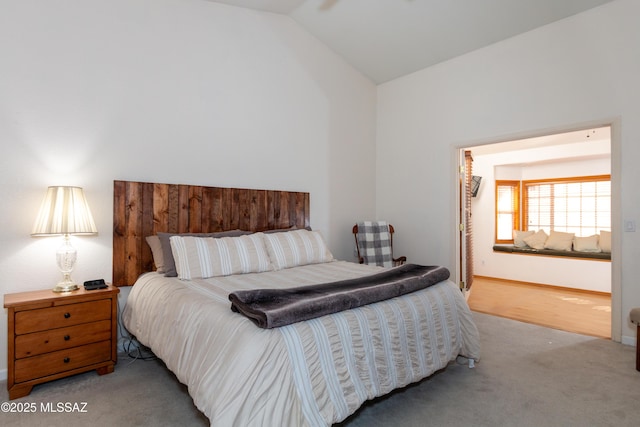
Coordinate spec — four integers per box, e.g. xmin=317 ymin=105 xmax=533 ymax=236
xmin=14 ymin=340 xmax=112 ymax=383
xmin=15 ymin=299 xmax=111 ymax=334
xmin=15 ymin=320 xmax=112 ymax=358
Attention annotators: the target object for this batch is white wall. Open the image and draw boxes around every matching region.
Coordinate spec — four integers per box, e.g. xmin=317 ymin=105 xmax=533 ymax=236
xmin=0 ymin=0 xmax=377 ymax=375
xmin=376 ymin=0 xmax=639 ymax=343
xmin=472 ymin=143 xmax=611 ymax=293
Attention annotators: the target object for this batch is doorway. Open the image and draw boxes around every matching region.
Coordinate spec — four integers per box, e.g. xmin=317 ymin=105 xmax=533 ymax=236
xmin=457 ymin=124 xmax=616 ymax=338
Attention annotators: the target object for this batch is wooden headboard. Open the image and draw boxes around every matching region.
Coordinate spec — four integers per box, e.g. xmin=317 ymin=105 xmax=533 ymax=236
xmin=112 ymin=180 xmax=310 ymax=286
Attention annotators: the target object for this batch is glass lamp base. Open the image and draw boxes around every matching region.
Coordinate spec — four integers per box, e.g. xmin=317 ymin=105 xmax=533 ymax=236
xmin=53 ymin=282 xmax=79 ymax=293
xmin=54 ymin=236 xmax=79 ymax=292
xmin=53 ymin=276 xmax=79 ymax=293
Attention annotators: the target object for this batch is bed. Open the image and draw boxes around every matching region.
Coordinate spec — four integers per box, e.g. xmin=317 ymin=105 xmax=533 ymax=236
xmin=115 ymin=180 xmax=480 ymax=426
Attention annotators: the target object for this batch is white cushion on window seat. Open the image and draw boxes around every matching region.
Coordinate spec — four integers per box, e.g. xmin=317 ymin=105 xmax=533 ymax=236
xmin=544 ymin=231 xmax=575 ymax=251
xmin=599 ymin=230 xmax=612 ymax=253
xmin=513 ymin=230 xmax=535 ymax=248
xmin=573 ymin=235 xmax=601 ymax=252
xmin=523 ymin=230 xmax=548 ymax=250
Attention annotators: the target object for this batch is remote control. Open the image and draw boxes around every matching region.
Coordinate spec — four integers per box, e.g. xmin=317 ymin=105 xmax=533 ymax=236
xmin=84 ymin=279 xmax=107 ymax=290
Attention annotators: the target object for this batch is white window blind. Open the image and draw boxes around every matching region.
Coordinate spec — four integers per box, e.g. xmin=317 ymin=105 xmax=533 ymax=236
xmin=524 ymin=176 xmax=611 ymax=236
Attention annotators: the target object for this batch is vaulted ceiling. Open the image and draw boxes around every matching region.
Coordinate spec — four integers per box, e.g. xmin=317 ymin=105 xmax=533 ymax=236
xmin=208 ymin=0 xmax=613 ymax=84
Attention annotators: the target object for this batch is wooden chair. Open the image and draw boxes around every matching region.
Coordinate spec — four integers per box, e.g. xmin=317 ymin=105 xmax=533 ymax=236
xmin=353 ymin=221 xmax=406 ymax=267
xmin=631 ymin=308 xmax=640 ymax=371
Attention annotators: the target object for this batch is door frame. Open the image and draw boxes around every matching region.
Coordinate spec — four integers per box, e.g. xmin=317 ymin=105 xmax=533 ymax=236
xmin=453 ymin=119 xmax=621 ymax=342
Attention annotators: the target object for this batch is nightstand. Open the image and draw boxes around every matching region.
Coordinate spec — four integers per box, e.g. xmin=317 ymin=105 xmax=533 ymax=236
xmin=4 ymin=285 xmax=119 ymax=400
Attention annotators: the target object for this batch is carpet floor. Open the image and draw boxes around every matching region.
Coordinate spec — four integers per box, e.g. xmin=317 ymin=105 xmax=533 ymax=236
xmin=2 ymin=312 xmax=638 ymax=427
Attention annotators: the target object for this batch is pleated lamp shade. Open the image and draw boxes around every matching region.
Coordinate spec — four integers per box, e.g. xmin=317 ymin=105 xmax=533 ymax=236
xmin=32 ymin=186 xmax=97 ymax=236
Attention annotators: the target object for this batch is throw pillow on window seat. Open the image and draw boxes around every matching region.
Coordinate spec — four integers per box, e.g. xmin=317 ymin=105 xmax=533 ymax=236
xmin=573 ymin=234 xmax=602 ymax=252
xmin=523 ymin=230 xmax=548 ymax=250
xmin=513 ymin=230 xmax=535 ymax=248
xmin=544 ymin=231 xmax=575 ymax=251
xmin=599 ymin=230 xmax=612 ymax=253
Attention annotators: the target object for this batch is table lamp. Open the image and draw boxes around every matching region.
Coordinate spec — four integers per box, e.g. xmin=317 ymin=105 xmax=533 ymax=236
xmin=31 ymin=186 xmax=98 ymax=292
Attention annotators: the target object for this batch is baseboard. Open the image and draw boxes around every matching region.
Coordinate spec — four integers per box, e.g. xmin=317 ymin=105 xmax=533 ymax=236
xmin=473 ymin=275 xmax=611 ymax=296
xmin=621 ymin=335 xmax=637 ymax=347
xmin=0 ymin=368 xmax=7 ymax=381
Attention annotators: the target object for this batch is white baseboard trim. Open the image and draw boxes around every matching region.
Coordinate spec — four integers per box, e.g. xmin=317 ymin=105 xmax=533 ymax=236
xmin=0 ymin=368 xmax=7 ymax=382
xmin=621 ymin=335 xmax=636 ymax=347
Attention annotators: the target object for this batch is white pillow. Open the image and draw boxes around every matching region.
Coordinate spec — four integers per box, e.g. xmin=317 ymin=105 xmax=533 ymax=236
xmin=263 ymin=229 xmax=333 ymax=270
xmin=544 ymin=231 xmax=575 ymax=251
xmin=599 ymin=230 xmax=611 ymax=253
xmin=573 ymin=235 xmax=601 ymax=253
xmin=513 ymin=230 xmax=534 ymax=248
xmin=170 ymin=233 xmax=272 ymax=280
xmin=523 ymin=230 xmax=548 ymax=250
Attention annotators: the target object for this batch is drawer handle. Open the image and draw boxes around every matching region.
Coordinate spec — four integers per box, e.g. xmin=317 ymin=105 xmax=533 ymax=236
xmin=64 ymin=313 xmax=71 ymax=319
xmin=63 ymin=357 xmax=70 ymax=363
xmin=64 ymin=335 xmax=70 ymax=341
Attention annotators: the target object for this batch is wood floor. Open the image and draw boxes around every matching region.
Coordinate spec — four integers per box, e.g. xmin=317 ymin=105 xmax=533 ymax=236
xmin=467 ymin=276 xmax=611 ymax=339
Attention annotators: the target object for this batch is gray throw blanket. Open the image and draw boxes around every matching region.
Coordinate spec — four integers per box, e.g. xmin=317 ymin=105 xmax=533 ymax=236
xmin=356 ymin=221 xmax=393 ymax=267
xmin=229 ymin=264 xmax=450 ymax=329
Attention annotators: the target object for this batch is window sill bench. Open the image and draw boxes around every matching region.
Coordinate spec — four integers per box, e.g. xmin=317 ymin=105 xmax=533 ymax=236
xmin=492 ymin=245 xmax=611 ymax=261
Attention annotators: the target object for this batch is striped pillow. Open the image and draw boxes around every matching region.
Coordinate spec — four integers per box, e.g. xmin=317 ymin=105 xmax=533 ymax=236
xmin=170 ymin=233 xmax=272 ymax=280
xmin=263 ymin=229 xmax=333 ymax=270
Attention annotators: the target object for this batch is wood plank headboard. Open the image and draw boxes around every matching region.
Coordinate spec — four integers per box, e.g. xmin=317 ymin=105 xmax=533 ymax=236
xmin=112 ymin=180 xmax=310 ymax=286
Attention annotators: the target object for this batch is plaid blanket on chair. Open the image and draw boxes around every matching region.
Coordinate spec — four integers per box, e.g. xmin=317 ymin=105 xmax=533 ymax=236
xmin=356 ymin=221 xmax=394 ymax=267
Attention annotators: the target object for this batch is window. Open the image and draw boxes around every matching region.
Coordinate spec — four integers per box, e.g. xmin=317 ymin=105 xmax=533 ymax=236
xmin=495 ymin=175 xmax=611 ymax=243
xmin=495 ymin=181 xmax=520 ymax=243
xmin=523 ymin=175 xmax=611 ymax=236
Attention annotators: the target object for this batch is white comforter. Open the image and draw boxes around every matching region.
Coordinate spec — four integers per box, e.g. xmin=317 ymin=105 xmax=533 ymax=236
xmin=122 ymin=261 xmax=480 ymax=426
